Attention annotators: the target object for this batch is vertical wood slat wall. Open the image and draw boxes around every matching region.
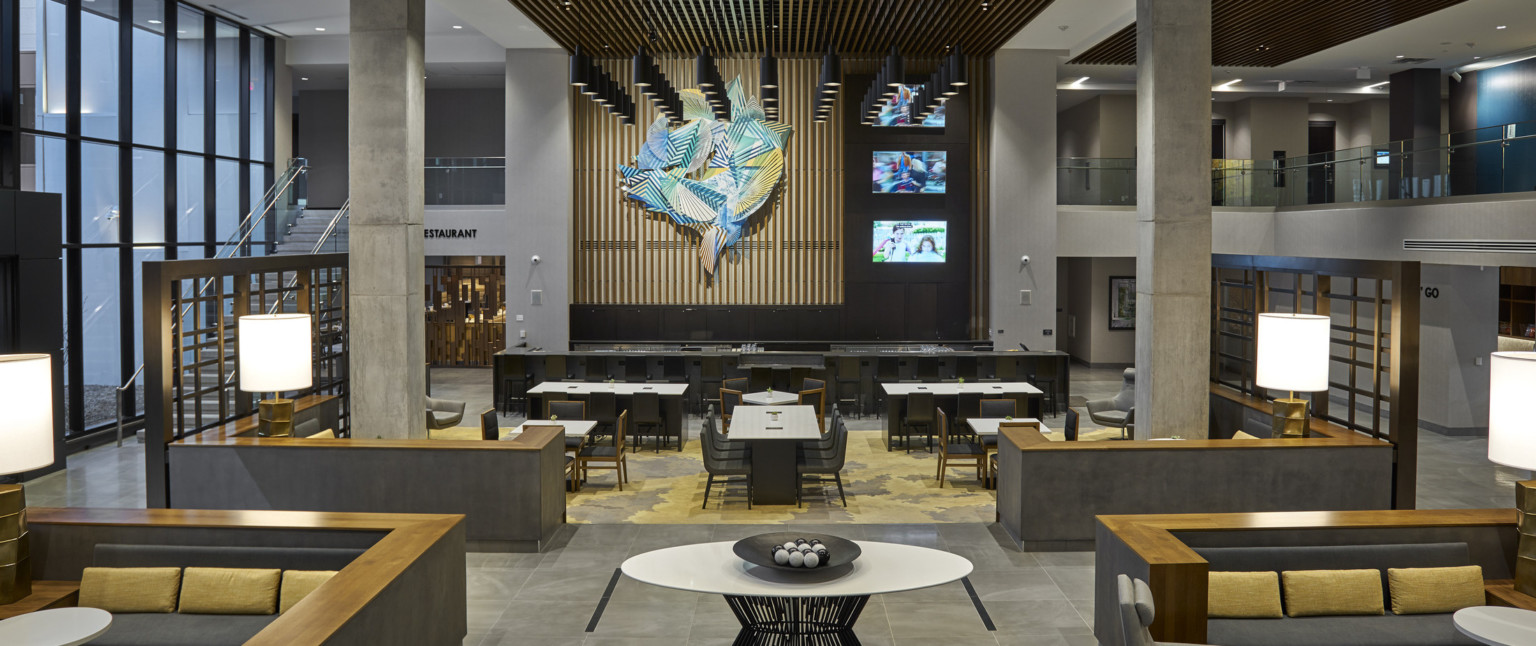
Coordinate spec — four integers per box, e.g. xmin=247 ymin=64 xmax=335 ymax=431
xmin=969 ymin=56 xmax=992 ymax=339
xmin=572 ymin=56 xmax=843 ymax=305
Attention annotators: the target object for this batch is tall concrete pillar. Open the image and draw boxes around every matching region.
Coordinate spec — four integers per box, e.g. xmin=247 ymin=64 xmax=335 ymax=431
xmin=348 ymin=0 xmax=425 ymax=439
xmin=1133 ymin=0 xmax=1212 ymax=438
xmin=504 ymin=49 xmax=572 ymax=352
xmin=989 ymin=50 xmax=1059 ymax=351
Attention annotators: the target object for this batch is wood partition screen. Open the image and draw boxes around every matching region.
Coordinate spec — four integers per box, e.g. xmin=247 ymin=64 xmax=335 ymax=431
xmin=426 ymin=263 xmax=507 ymax=366
xmin=1210 ymin=254 xmax=1419 ymax=508
xmin=142 ymin=253 xmax=350 ymax=507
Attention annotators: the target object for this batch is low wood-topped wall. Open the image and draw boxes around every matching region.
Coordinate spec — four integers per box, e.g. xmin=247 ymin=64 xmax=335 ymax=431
xmin=28 ymin=508 xmax=466 ymax=645
xmin=995 ymin=424 xmax=1395 ymax=551
xmin=168 ymin=427 xmax=565 ymax=551
xmin=1093 ymin=509 xmax=1527 ymax=646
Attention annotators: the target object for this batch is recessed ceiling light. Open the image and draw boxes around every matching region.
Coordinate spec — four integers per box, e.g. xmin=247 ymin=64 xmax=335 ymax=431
xmin=1497 ymin=25 xmax=1507 ymax=29
xmin=1366 ymin=81 xmax=1390 ymax=89
xmin=1395 ymin=55 xmax=1405 ymax=58
xmin=1071 ymin=76 xmax=1089 ymax=87
xmin=453 ymin=25 xmax=463 ymax=29
xmin=301 ymin=77 xmax=309 ymax=81
xmin=1217 ymin=78 xmax=1241 ymax=88
xmin=1326 ymin=99 xmax=1333 ymax=102
xmin=1474 ymin=56 xmax=1483 ymax=60
xmin=314 ymin=27 xmax=326 ymax=32
xmin=147 ymin=19 xmax=161 ymax=24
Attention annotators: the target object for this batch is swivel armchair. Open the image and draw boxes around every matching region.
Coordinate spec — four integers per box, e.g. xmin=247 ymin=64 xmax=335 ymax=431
xmin=1086 ymin=368 xmax=1136 ymax=439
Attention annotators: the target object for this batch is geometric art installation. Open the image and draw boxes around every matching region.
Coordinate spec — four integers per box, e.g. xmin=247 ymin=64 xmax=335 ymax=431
xmin=618 ymin=77 xmax=793 ymax=276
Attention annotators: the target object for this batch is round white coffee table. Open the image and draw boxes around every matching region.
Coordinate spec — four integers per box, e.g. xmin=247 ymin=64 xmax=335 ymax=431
xmin=0 ymin=607 xmax=113 ymax=646
xmin=1454 ymin=606 xmax=1536 ymax=646
xmin=623 ymin=540 xmax=972 ymax=644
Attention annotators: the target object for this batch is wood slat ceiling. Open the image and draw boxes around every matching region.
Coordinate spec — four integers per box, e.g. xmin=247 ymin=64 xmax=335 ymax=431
xmin=505 ymin=0 xmax=1056 ymax=57
xmin=1069 ymin=0 xmax=1471 ymax=67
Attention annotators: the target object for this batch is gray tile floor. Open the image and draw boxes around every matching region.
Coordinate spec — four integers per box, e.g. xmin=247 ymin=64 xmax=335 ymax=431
xmin=22 ymin=364 xmax=1531 ymax=645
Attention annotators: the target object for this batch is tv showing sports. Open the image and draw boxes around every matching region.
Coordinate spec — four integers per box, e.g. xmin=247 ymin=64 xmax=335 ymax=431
xmin=872 ymin=151 xmax=947 ymax=194
xmin=872 ymin=220 xmax=946 ymax=263
xmin=875 ymin=84 xmax=946 ymax=127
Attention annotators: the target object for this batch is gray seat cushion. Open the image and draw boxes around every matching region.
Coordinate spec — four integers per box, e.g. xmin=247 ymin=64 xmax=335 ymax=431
xmin=91 ymin=614 xmax=278 ymax=646
xmin=1093 ymin=410 xmax=1129 ymax=425
xmin=95 ymin=544 xmax=364 ymax=571
xmin=1207 ymin=614 xmax=1479 ymax=646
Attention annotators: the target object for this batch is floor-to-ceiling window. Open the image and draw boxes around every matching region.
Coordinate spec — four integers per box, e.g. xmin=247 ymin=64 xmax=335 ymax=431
xmin=2 ymin=0 xmax=275 ymax=438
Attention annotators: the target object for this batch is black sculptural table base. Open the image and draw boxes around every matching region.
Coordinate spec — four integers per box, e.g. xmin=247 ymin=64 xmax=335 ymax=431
xmin=723 ymin=594 xmax=870 ymax=646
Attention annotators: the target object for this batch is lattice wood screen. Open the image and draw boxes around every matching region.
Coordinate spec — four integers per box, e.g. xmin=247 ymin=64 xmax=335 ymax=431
xmin=426 ymin=264 xmax=507 ymax=367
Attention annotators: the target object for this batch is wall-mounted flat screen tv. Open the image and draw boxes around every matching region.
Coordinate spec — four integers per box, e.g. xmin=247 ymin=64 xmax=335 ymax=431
xmin=873 ymin=151 xmax=947 ymax=194
xmin=876 ymin=84 xmax=946 ymax=127
xmin=872 ymin=220 xmax=947 ymax=263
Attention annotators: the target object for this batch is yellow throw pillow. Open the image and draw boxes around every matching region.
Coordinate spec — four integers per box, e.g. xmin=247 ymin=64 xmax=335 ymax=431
xmin=307 ymin=429 xmax=335 ymax=439
xmin=79 ymin=567 xmax=182 ymax=613
xmin=1388 ymin=565 xmax=1485 ymax=615
xmin=178 ymin=567 xmax=281 ymax=615
xmin=1232 ymin=430 xmax=1263 ymax=440
xmin=279 ymin=570 xmax=338 ymax=613
xmin=1208 ymin=571 xmax=1283 ymax=618
xmin=1281 ymin=569 xmax=1385 ymax=617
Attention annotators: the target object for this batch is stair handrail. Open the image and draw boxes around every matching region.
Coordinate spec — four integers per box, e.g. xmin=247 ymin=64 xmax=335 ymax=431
xmin=115 ymin=158 xmax=308 ymax=446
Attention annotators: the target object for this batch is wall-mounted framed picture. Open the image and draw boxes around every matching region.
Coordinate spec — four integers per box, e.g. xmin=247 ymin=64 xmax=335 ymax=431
xmin=1109 ymin=276 xmax=1136 ymax=330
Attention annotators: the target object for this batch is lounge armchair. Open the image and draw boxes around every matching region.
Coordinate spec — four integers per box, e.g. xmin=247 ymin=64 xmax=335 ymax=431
xmin=426 ymin=396 xmax=466 ymax=430
xmin=1087 ymin=368 xmax=1135 ymax=439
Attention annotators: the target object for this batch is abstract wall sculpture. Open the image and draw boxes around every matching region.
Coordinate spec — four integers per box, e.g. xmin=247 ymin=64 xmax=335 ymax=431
xmin=618 ymin=77 xmax=793 ymax=276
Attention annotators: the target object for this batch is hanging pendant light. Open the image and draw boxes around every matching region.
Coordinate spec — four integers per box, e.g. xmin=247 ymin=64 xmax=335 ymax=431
xmin=696 ymin=46 xmax=715 ymax=88
xmin=885 ymin=47 xmax=904 ymax=88
xmin=760 ymin=46 xmax=779 ymax=90
xmin=949 ymin=48 xmax=968 ymax=87
xmin=569 ymin=46 xmax=590 ymax=87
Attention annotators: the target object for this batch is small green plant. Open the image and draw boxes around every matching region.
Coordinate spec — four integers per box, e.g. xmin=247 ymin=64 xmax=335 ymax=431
xmin=550 ymin=414 xmax=558 ymax=421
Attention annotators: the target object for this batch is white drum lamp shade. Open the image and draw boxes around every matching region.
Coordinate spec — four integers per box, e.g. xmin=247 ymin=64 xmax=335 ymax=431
xmin=238 ymin=314 xmax=313 ymax=393
xmin=0 ymin=354 xmax=54 ymax=475
xmin=1256 ymin=313 xmax=1331 ymax=393
xmin=1489 ymin=352 xmax=1536 ymax=471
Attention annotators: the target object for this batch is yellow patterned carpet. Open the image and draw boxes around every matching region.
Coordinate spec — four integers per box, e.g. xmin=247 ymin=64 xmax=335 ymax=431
xmin=431 ymin=425 xmax=1122 ymax=524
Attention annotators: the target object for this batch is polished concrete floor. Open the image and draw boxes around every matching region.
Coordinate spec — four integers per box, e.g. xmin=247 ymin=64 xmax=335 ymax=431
xmin=22 ymin=364 xmax=1530 ymax=645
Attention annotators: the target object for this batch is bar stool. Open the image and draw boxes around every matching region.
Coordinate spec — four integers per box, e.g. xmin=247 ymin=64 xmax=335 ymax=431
xmin=1028 ymin=372 xmax=1059 ymax=417
xmin=501 ymin=372 xmax=534 ymax=416
xmin=834 ymin=356 xmax=862 ymax=419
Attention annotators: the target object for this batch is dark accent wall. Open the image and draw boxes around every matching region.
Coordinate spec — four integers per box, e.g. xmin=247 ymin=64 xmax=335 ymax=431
xmin=1450 ymin=57 xmax=1536 ymax=195
xmin=0 ymin=190 xmax=65 ymax=480
xmin=1388 ymin=68 xmax=1441 ymax=199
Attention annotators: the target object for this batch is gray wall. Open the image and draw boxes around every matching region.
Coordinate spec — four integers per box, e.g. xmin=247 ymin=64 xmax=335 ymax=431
xmin=295 ymin=87 xmax=507 ymax=208
xmin=1061 ymin=256 xmax=1137 ymax=366
xmin=990 ymin=50 xmax=1060 ymax=350
xmin=1057 ymin=96 xmax=1101 ymax=159
xmin=504 ymin=49 xmax=571 ymax=351
xmin=1057 ymin=94 xmax=1135 ymax=159
xmin=1418 ymin=263 xmax=1498 ymax=435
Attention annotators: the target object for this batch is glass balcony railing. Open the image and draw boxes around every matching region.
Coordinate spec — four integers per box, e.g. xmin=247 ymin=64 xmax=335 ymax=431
xmin=425 ymin=156 xmax=505 ymax=205
xmin=1056 ymin=120 xmax=1536 ymax=207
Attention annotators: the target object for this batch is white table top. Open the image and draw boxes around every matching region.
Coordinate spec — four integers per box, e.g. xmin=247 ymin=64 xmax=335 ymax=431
xmin=1455 ymin=606 xmax=1536 ymax=646
xmin=500 ymin=419 xmax=598 ymax=439
xmin=879 ymin=382 xmax=1043 ymax=396
xmin=964 ymin=417 xmax=1052 ymax=436
xmin=622 ymin=540 xmax=973 ymax=598
xmin=0 ymin=607 xmax=113 ymax=646
xmin=728 ymin=405 xmax=821 ymax=440
xmin=743 ymin=390 xmax=800 ymax=406
xmin=529 ymin=381 xmax=689 ymax=396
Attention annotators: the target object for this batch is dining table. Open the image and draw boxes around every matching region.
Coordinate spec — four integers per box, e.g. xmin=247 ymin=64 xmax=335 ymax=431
xmin=498 ymin=419 xmax=598 ymax=440
xmin=527 ymin=381 xmax=688 ymax=446
xmin=727 ymin=405 xmax=822 ymax=505
xmin=742 ymin=390 xmax=800 ymax=406
xmin=878 ymin=381 xmax=1045 ymax=450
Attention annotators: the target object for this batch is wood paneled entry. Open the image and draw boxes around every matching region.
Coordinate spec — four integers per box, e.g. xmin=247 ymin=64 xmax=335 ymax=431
xmin=426 ymin=257 xmax=507 ymax=366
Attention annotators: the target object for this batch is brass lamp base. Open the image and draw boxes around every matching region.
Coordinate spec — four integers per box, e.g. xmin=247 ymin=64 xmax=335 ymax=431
xmin=1271 ymin=397 xmax=1309 ymax=438
xmin=258 ymin=398 xmax=296 ymax=437
xmin=1517 ymin=481 xmax=1536 ymax=597
xmin=0 ymin=484 xmax=33 ymax=605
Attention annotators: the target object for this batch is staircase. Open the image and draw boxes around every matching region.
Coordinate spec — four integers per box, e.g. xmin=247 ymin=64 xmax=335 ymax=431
xmin=274 ymin=209 xmax=349 ymax=254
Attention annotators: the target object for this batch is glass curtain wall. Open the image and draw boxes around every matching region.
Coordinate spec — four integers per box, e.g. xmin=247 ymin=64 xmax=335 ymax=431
xmin=5 ymin=0 xmax=275 ymax=437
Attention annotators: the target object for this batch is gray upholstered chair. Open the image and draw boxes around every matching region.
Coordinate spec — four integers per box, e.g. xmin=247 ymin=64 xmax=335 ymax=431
xmin=1117 ymin=574 xmax=1204 ymax=646
xmin=426 ymin=396 xmax=466 ymax=430
xmin=1087 ymin=368 xmax=1136 ymax=439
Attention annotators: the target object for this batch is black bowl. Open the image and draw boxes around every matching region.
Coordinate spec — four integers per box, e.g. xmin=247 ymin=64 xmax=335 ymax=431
xmin=732 ymin=532 xmax=861 ymax=572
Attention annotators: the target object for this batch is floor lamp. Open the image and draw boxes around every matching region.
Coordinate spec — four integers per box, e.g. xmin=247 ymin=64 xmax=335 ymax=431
xmin=1256 ymin=313 xmax=1331 ymax=437
xmin=0 ymin=354 xmax=56 ymax=604
xmin=238 ymin=314 xmax=313 ymax=437
xmin=1489 ymin=351 xmax=1536 ymax=596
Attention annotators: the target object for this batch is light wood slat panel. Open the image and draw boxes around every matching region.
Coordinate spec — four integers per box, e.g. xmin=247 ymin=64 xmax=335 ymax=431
xmin=970 ymin=55 xmax=991 ymax=338
xmin=573 ymin=56 xmax=842 ymax=305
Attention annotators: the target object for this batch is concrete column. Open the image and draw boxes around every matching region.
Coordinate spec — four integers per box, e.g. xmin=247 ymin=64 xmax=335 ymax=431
xmin=1133 ymin=0 xmax=1212 ymax=438
xmin=989 ymin=50 xmax=1059 ymax=351
xmin=348 ymin=0 xmax=425 ymax=439
xmin=504 ymin=49 xmax=572 ymax=351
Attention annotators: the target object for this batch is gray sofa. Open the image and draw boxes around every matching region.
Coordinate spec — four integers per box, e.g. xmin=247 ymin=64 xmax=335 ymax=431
xmin=1198 ymin=543 xmax=1481 ymax=646
xmin=88 ymin=544 xmax=363 ymax=646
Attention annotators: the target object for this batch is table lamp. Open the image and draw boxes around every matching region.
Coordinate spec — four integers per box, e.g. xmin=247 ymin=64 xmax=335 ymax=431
xmin=1255 ymin=313 xmax=1330 ymax=437
xmin=238 ymin=314 xmax=313 ymax=437
xmin=1488 ymin=351 xmax=1536 ymax=596
xmin=0 ymin=353 xmax=55 ymax=604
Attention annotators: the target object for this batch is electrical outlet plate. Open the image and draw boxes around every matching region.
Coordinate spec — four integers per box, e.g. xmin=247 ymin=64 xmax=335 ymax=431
xmin=1019 ymin=290 xmax=1032 ymax=306
xmin=530 ymin=289 xmax=543 ymax=306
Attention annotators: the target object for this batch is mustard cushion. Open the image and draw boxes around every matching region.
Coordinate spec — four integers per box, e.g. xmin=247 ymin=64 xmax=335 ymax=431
xmin=307 ymin=429 xmax=335 ymax=439
xmin=1232 ymin=430 xmax=1263 ymax=440
xmin=1207 ymin=571 xmax=1283 ymax=618
xmin=1281 ymin=569 xmax=1385 ymax=617
xmin=79 ymin=567 xmax=182 ymax=613
xmin=279 ymin=570 xmax=338 ymax=613
xmin=1388 ymin=565 xmax=1485 ymax=615
xmin=178 ymin=567 xmax=281 ymax=615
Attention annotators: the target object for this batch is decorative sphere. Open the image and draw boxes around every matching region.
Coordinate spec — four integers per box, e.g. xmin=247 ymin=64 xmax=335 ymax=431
xmin=783 ymin=541 xmax=798 ymax=552
xmin=803 ymin=551 xmax=820 ymax=568
xmin=814 ymin=546 xmax=829 ymax=558
xmin=773 ymin=549 xmax=790 ymax=565
xmin=788 ymin=551 xmax=805 ymax=567
xmin=795 ymin=538 xmax=808 ymax=546
xmin=808 ymin=539 xmax=823 ymax=547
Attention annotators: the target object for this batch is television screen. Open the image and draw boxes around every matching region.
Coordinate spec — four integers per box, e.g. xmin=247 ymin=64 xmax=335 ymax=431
xmin=872 ymin=220 xmax=947 ymax=263
xmin=875 ymin=84 xmax=946 ymax=127
xmin=873 ymin=151 xmax=947 ymax=194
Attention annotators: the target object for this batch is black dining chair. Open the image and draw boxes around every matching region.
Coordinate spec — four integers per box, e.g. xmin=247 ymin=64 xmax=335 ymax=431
xmin=702 ymin=414 xmax=752 ymax=509
xmin=798 ymin=387 xmax=826 ymax=432
xmin=834 ymin=356 xmax=863 ymax=419
xmin=979 ymin=398 xmax=1017 ymax=419
xmin=479 ymin=408 xmax=499 ymax=441
xmin=1064 ymin=408 xmax=1080 ymax=442
xmin=797 ymin=419 xmax=848 ymax=507
xmin=936 ymin=408 xmax=986 ymax=488
xmin=588 ymin=391 xmax=619 ymax=446
xmin=720 ymin=388 xmax=744 ymax=433
xmin=631 ymin=391 xmax=671 ymax=452
xmin=546 ymin=400 xmax=587 ymax=453
xmin=901 ymin=391 xmax=937 ymax=453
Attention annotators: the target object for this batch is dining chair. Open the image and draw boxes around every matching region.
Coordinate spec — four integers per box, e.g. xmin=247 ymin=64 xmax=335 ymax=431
xmin=834 ymin=356 xmax=863 ymax=418
xmin=797 ymin=420 xmax=848 ymax=508
xmin=901 ymin=391 xmax=937 ymax=452
xmin=720 ymin=388 xmax=744 ymax=432
xmin=631 ymin=391 xmax=670 ymax=452
xmin=800 ymin=377 xmax=826 ymax=392
xmin=957 ymin=391 xmax=983 ymax=424
xmin=936 ymin=408 xmax=986 ymax=488
xmin=546 ymin=400 xmax=587 ymax=453
xmin=588 ymin=390 xmax=619 ymax=446
xmin=479 ymin=408 xmax=499 ymax=440
xmin=578 ymin=410 xmax=628 ymax=490
xmin=701 ymin=414 xmax=752 ymax=509
xmin=798 ymin=387 xmax=826 ymax=432
xmin=1065 ymin=408 xmax=1080 ymax=441
xmin=978 ymin=398 xmax=1016 ymax=419
xmin=723 ymin=377 xmax=748 ymax=394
